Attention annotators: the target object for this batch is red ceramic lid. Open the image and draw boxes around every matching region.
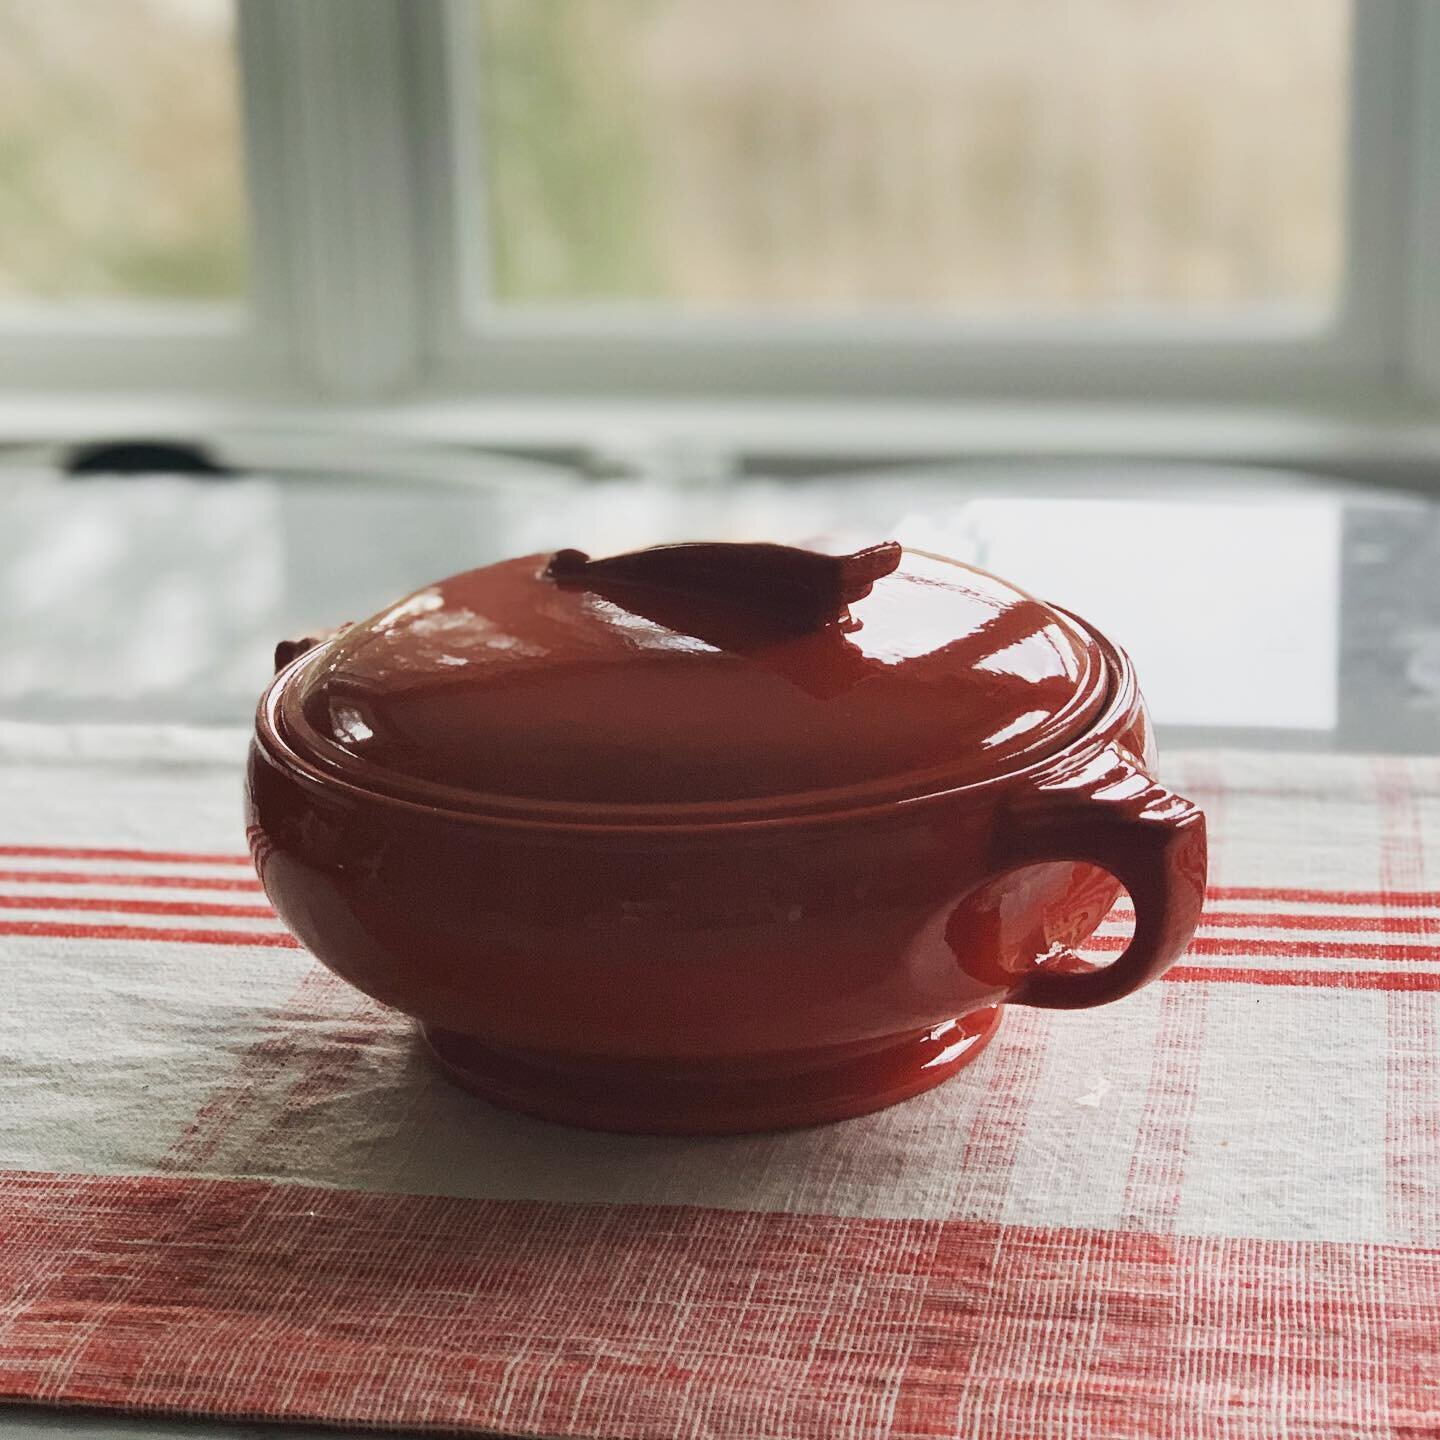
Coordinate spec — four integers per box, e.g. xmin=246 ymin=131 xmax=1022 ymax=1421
xmin=274 ymin=541 xmax=1110 ymax=819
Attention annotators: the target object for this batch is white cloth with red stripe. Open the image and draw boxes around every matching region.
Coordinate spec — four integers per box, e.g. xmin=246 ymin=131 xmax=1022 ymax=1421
xmin=1 ymin=722 xmax=1438 ymax=1439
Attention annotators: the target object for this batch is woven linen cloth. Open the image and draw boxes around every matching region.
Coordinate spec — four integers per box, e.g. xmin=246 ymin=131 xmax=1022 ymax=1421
xmin=1 ymin=721 xmax=1439 ymax=1439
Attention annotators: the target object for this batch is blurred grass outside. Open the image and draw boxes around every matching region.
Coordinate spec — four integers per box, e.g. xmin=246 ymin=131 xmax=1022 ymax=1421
xmin=477 ymin=0 xmax=1349 ymax=313
xmin=0 ymin=0 xmax=1348 ymax=315
xmin=0 ymin=0 xmax=245 ymax=303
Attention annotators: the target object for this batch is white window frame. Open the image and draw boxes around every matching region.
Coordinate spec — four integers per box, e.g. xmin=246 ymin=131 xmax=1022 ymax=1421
xmin=0 ymin=0 xmax=1436 ymax=459
xmin=421 ymin=0 xmax=1440 ymax=407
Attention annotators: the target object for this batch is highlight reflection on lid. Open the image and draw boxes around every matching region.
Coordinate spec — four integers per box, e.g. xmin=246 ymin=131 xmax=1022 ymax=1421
xmin=280 ymin=541 xmax=1110 ymax=813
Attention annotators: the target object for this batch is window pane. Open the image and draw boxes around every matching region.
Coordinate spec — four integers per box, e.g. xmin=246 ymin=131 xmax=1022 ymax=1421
xmin=476 ymin=0 xmax=1349 ymax=312
xmin=0 ymin=0 xmax=245 ymax=303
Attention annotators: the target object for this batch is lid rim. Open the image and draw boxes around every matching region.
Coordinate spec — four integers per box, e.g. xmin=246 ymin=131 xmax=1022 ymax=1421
xmin=263 ymin=612 xmax=1126 ymax=829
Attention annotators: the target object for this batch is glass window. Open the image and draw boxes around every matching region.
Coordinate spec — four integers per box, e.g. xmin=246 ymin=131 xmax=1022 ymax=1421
xmin=0 ymin=0 xmax=246 ymax=303
xmin=476 ymin=0 xmax=1349 ymax=314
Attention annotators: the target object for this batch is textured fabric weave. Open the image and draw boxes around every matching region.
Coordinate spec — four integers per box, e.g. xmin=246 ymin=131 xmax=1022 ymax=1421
xmin=1 ymin=724 xmax=1438 ymax=1437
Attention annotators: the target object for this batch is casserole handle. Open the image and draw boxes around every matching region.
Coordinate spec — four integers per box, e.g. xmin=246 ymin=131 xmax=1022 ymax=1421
xmin=998 ymin=745 xmax=1207 ymax=1010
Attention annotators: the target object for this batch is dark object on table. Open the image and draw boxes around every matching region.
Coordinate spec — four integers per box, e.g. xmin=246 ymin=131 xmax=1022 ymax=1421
xmin=65 ymin=439 xmax=230 ymax=478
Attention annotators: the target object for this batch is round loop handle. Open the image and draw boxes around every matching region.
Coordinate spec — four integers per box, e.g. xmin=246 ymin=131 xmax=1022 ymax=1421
xmin=999 ymin=746 xmax=1207 ymax=1009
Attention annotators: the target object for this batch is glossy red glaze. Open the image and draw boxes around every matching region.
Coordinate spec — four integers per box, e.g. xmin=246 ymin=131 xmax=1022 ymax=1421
xmin=247 ymin=542 xmax=1207 ymax=1134
xmin=276 ymin=544 xmax=1107 ymax=813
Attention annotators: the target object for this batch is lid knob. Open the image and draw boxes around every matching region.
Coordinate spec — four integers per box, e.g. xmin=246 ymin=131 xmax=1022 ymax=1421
xmin=544 ymin=540 xmax=902 ymax=630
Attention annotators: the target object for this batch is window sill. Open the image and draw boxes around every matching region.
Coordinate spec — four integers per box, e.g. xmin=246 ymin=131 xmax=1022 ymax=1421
xmin=0 ymin=392 xmax=1438 ymax=492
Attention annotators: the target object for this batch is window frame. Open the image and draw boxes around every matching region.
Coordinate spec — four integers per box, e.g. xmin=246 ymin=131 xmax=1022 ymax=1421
xmin=0 ymin=0 xmax=1433 ymax=422
xmin=420 ymin=0 xmax=1429 ymax=406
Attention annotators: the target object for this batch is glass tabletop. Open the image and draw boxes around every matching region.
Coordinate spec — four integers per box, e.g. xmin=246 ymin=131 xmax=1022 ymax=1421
xmin=2 ymin=457 xmax=1436 ymax=755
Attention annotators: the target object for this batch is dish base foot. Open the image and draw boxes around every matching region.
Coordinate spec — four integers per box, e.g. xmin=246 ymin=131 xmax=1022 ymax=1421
xmin=421 ymin=1006 xmax=1003 ymax=1135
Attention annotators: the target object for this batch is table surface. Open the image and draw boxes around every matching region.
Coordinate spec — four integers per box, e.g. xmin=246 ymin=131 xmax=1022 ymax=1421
xmin=1 ymin=458 xmax=1437 ymax=754
xmin=1 ymin=456 xmax=1437 ymax=1440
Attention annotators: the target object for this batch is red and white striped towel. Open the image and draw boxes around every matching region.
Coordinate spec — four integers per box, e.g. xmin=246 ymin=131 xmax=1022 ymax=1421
xmin=1 ymin=724 xmax=1438 ymax=1438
